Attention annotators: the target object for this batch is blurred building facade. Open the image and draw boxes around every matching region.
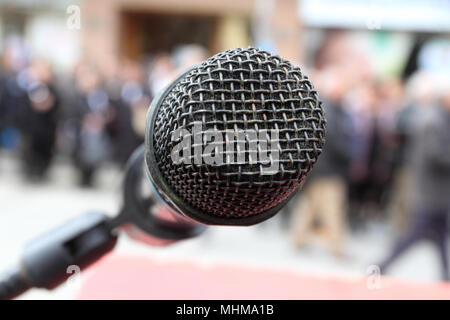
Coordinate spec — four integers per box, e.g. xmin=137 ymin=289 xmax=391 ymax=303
xmin=80 ymin=0 xmax=303 ymax=69
xmin=0 ymin=0 xmax=303 ymax=71
xmin=2 ymin=0 xmax=449 ymax=77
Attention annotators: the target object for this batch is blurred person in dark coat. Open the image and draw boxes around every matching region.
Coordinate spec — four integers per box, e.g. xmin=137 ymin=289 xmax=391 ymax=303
xmin=0 ymin=59 xmax=10 ymax=146
xmin=345 ymin=81 xmax=377 ymax=227
xmin=379 ymin=82 xmax=450 ymax=281
xmin=290 ymin=67 xmax=353 ymax=257
xmin=19 ymin=59 xmax=59 ymax=180
xmin=0 ymin=45 xmax=29 ymax=150
xmin=72 ymin=65 xmax=111 ymax=186
xmin=107 ymin=60 xmax=149 ymax=165
xmin=388 ymin=72 xmax=436 ymax=232
xmin=366 ymin=78 xmax=404 ymax=215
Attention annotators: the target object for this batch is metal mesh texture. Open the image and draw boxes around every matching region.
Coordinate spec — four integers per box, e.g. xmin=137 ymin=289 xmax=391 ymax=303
xmin=152 ymin=47 xmax=326 ymax=220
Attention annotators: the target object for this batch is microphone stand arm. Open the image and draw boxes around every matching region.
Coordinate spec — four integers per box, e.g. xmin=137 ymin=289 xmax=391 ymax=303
xmin=0 ymin=212 xmax=117 ymax=300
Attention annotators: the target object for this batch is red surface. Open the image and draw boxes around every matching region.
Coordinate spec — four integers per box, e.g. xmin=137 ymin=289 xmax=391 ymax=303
xmin=77 ymin=254 xmax=450 ymax=300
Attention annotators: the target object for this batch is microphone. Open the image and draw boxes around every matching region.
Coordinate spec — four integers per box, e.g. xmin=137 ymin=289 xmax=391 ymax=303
xmin=0 ymin=47 xmax=326 ymax=299
xmin=145 ymin=47 xmax=326 ymax=226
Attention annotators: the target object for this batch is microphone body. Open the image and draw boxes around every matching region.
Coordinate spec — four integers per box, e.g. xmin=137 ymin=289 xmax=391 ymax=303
xmin=144 ymin=47 xmax=326 ymax=226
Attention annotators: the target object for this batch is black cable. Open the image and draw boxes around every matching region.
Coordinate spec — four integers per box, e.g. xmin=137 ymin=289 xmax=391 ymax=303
xmin=0 ymin=265 xmax=31 ymax=300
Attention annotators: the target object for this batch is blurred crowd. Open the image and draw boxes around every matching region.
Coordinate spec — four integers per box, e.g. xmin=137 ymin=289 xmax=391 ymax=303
xmin=1 ymin=35 xmax=449 ymax=280
xmin=289 ymin=34 xmax=450 ymax=280
xmin=0 ymin=41 xmax=208 ymax=185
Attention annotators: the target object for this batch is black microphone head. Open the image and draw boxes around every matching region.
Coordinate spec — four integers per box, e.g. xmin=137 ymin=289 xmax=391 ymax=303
xmin=145 ymin=47 xmax=326 ymax=226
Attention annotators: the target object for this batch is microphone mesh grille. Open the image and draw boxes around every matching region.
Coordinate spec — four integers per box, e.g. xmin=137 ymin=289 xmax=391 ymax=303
xmin=152 ymin=47 xmax=326 ymax=220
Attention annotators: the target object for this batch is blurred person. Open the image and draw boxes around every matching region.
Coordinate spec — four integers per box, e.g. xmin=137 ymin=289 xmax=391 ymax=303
xmin=371 ymin=77 xmax=404 ymax=211
xmin=378 ymin=82 xmax=450 ymax=281
xmin=0 ymin=41 xmax=29 ymax=151
xmin=345 ymin=80 xmax=378 ymax=227
xmin=171 ymin=44 xmax=209 ymax=74
xmin=0 ymin=55 xmax=8 ymax=148
xmin=314 ymin=31 xmax=349 ymax=70
xmin=101 ymin=56 xmax=122 ymax=103
xmin=78 ymin=111 xmax=110 ymax=186
xmin=347 ymin=78 xmax=404 ymax=225
xmin=72 ymin=65 xmax=111 ymax=186
xmin=365 ymin=78 xmax=404 ymax=217
xmin=107 ymin=59 xmax=149 ymax=165
xmin=388 ymin=72 xmax=436 ymax=231
xmin=148 ymin=53 xmax=175 ymax=97
xmin=18 ymin=59 xmax=59 ymax=180
xmin=52 ymin=66 xmax=85 ymax=158
xmin=290 ymin=67 xmax=353 ymax=257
